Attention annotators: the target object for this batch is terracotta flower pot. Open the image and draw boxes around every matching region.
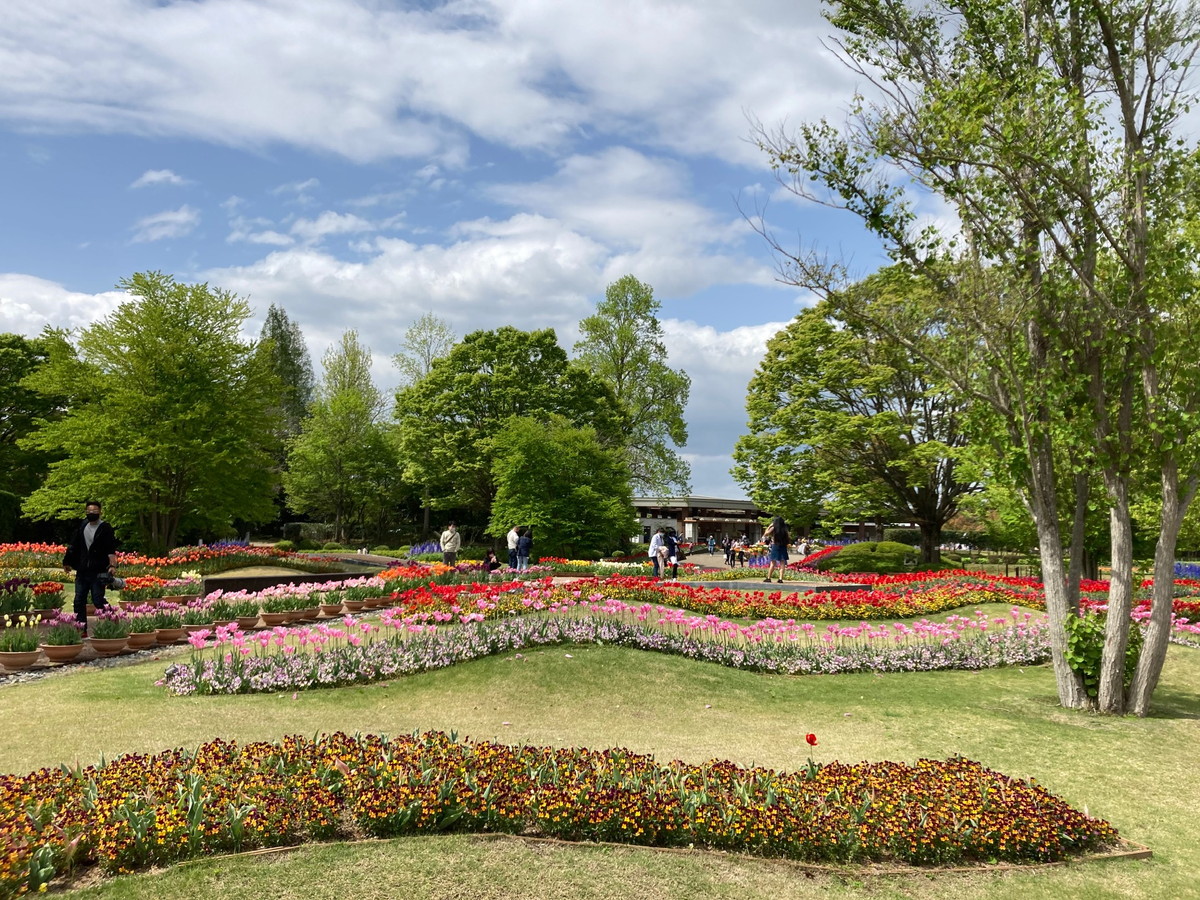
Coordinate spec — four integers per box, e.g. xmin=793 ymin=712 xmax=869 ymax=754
xmin=342 ymin=600 xmax=366 ymax=612
xmin=320 ymin=603 xmax=344 ymax=617
xmin=86 ymin=637 xmax=128 ymax=657
xmin=0 ymin=649 xmax=42 ymax=670
xmin=235 ymin=615 xmax=261 ymax=630
xmin=183 ymin=623 xmax=213 ymax=635
xmin=153 ymin=627 xmax=186 ymax=645
xmin=126 ymin=631 xmax=157 ymax=649
xmin=260 ymin=612 xmax=289 ymax=627
xmin=39 ymin=643 xmax=84 ymax=664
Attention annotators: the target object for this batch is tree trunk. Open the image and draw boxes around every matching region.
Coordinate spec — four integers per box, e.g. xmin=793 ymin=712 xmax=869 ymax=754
xmin=1027 ymin=449 xmax=1091 ymax=709
xmin=1128 ymin=464 xmax=1196 ymax=716
xmin=1097 ymin=480 xmax=1134 ymax=714
xmin=918 ymin=522 xmax=941 ymax=565
xmin=1065 ymin=471 xmax=1089 ymax=612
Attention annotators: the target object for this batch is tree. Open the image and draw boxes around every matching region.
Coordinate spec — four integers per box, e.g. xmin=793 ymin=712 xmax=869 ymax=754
xmin=485 ymin=415 xmax=636 ymax=557
xmin=755 ymin=0 xmax=1200 ymax=714
xmin=20 ymin=272 xmax=281 ymax=553
xmin=283 ymin=331 xmax=399 ymax=543
xmin=393 ymin=312 xmax=456 ymax=387
xmin=733 ymin=275 xmax=976 ymax=564
xmin=394 ymin=327 xmax=625 ymax=516
xmin=574 ymin=275 xmax=691 ymax=496
xmin=393 ymin=313 xmax=456 ymax=535
xmin=0 ymin=334 xmax=62 ymax=540
xmin=256 ymin=304 xmax=315 ymax=439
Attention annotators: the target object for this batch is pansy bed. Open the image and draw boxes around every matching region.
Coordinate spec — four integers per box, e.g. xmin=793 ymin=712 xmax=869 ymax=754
xmin=0 ymin=730 xmax=1121 ymax=896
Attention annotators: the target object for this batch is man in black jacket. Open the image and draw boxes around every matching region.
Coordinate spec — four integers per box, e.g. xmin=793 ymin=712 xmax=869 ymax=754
xmin=62 ymin=500 xmax=119 ymax=628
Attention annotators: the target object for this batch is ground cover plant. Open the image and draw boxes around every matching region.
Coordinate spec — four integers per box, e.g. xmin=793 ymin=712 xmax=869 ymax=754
xmin=0 ymin=730 xmax=1120 ymax=896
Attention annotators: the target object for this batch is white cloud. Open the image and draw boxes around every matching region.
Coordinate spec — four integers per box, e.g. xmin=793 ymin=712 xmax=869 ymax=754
xmin=130 ymin=205 xmax=200 ymax=242
xmin=290 ymin=211 xmax=376 ymax=244
xmin=130 ymin=168 xmax=187 ymax=188
xmin=0 ymin=0 xmax=854 ymax=167
xmin=0 ymin=274 xmax=126 ymax=334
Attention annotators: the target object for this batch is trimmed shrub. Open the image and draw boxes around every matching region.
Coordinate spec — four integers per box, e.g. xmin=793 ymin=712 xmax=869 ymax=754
xmin=816 ymin=541 xmax=918 ymax=575
xmin=274 ymin=540 xmax=297 ymax=552
xmin=322 ymin=541 xmax=345 ymax=551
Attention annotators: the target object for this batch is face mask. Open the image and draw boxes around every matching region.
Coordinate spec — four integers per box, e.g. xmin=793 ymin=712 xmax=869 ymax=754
xmin=86 ymin=512 xmax=100 ymax=522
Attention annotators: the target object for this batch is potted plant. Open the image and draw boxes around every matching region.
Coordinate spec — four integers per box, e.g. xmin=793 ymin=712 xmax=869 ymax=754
xmin=124 ymin=610 xmax=159 ymax=649
xmin=39 ymin=614 xmax=85 ymax=663
xmin=152 ymin=606 xmax=186 ymax=644
xmin=259 ymin=595 xmax=295 ymax=627
xmin=229 ymin=599 xmax=261 ymax=630
xmin=0 ymin=614 xmax=43 ymax=670
xmin=31 ymin=581 xmax=65 ymax=616
xmin=317 ymin=589 xmax=346 ymax=617
xmin=87 ymin=612 xmax=130 ymax=656
xmin=0 ymin=579 xmax=36 ymax=617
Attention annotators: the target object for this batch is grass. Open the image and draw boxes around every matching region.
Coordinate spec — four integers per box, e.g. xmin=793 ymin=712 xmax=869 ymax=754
xmin=3 ymin=622 xmax=1199 ymax=898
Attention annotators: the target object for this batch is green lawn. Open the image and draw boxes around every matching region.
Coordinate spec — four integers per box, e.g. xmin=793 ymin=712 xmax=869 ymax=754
xmin=3 ymin=630 xmax=1198 ymax=898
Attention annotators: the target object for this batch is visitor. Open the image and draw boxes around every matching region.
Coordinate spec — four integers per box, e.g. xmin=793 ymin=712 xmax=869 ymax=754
xmin=762 ymin=516 xmax=790 ymax=584
xmin=735 ymin=537 xmax=747 ymax=567
xmin=665 ymin=530 xmax=681 ymax=581
xmin=483 ymin=549 xmax=502 ymax=573
xmin=506 ymin=524 xmax=520 ymax=569
xmin=440 ymin=522 xmax=461 ymax=566
xmin=62 ymin=500 xmax=119 ymax=631
xmin=723 ymin=535 xmax=734 ymax=567
xmin=516 ymin=527 xmax=533 ymax=571
xmin=707 ymin=534 xmax=716 ymax=555
xmin=648 ymin=527 xmax=666 ymax=578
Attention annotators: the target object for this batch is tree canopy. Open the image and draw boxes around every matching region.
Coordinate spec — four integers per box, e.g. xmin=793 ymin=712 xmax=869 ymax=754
xmin=256 ymin=304 xmax=315 ymax=440
xmin=733 ymin=272 xmax=976 ymax=563
xmin=394 ymin=327 xmax=625 ymax=515
xmin=20 ymin=272 xmax=281 ymax=553
xmin=0 ymin=334 xmax=61 ymax=540
xmin=485 ymin=415 xmax=636 ymax=558
xmin=574 ymin=275 xmax=691 ymax=496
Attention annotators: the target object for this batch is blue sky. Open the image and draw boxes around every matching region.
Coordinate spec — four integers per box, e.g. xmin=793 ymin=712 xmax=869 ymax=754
xmin=0 ymin=0 xmax=895 ymax=498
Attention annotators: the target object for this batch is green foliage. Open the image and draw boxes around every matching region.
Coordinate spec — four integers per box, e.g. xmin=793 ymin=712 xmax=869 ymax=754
xmin=393 ymin=312 xmax=455 ymax=387
xmin=394 ymin=327 xmax=625 ymax=515
xmin=19 ymin=272 xmax=281 ymax=554
xmin=255 ymin=304 xmax=314 ymax=439
xmin=1064 ymin=615 xmax=1144 ymax=700
xmin=273 ymin=540 xmax=296 ymax=552
xmin=321 ymin=542 xmax=344 ymax=551
xmin=0 ymin=334 xmax=61 ymax=539
xmin=574 ymin=275 xmax=691 ymax=495
xmin=283 ymin=331 xmax=403 ymax=543
xmin=485 ymin=415 xmax=637 ymax=559
xmin=733 ymin=282 xmax=975 ymax=562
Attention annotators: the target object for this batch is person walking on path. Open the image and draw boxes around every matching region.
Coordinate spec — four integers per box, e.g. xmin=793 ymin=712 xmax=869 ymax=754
xmin=62 ymin=500 xmax=119 ymax=631
xmin=723 ymin=535 xmax=734 ymax=567
xmin=506 ymin=525 xmax=520 ymax=569
xmin=762 ymin=516 xmax=790 ymax=583
xmin=648 ymin=527 xmax=666 ymax=578
xmin=516 ymin=527 xmax=533 ymax=571
xmin=440 ymin=522 xmax=462 ymax=566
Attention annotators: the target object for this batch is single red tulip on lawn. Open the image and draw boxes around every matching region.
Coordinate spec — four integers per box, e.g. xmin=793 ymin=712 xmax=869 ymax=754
xmin=805 ymin=733 xmax=818 ymax=746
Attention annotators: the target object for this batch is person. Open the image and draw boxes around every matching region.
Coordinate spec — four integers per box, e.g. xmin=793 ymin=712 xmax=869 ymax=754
xmin=648 ymin=527 xmax=666 ymax=577
xmin=62 ymin=500 xmax=119 ymax=631
xmin=723 ymin=534 xmax=734 ymax=567
xmin=735 ymin=536 xmax=747 ymax=567
xmin=707 ymin=534 xmax=716 ymax=555
xmin=664 ymin=529 xmax=680 ymax=581
xmin=440 ymin=522 xmax=461 ymax=566
xmin=483 ymin=549 xmax=502 ymax=573
xmin=506 ymin=525 xmax=520 ymax=570
xmin=516 ymin=526 xmax=533 ymax=571
xmin=763 ymin=516 xmax=790 ymax=583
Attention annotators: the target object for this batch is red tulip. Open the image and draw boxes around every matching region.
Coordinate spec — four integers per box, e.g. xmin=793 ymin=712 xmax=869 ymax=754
xmin=805 ymin=733 xmax=818 ymax=746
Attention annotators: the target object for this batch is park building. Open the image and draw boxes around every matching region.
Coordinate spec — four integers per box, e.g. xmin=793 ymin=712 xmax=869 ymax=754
xmin=632 ymin=496 xmax=767 ymax=544
xmin=632 ymin=495 xmax=892 ymax=545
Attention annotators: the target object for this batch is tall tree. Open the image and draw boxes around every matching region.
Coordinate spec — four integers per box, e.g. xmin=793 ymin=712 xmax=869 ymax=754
xmin=393 ymin=312 xmax=456 ymax=387
xmin=733 ymin=274 xmax=976 ymax=564
xmin=20 ymin=272 xmax=281 ymax=553
xmin=0 ymin=333 xmax=62 ymax=539
xmin=485 ymin=415 xmax=636 ymax=558
xmin=256 ymin=304 xmax=315 ymax=439
xmin=393 ymin=312 xmax=456 ymax=535
xmin=755 ymin=0 xmax=1200 ymax=714
xmin=574 ymin=275 xmax=691 ymax=496
xmin=283 ymin=331 xmax=398 ymax=542
xmin=394 ymin=327 xmax=625 ymax=516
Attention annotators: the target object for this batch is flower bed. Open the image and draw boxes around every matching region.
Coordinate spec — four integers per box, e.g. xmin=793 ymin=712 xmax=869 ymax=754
xmin=0 ymin=543 xmax=343 ymax=578
xmin=159 ymin=603 xmax=1053 ymax=695
xmin=0 ymin=730 xmax=1119 ymax=896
